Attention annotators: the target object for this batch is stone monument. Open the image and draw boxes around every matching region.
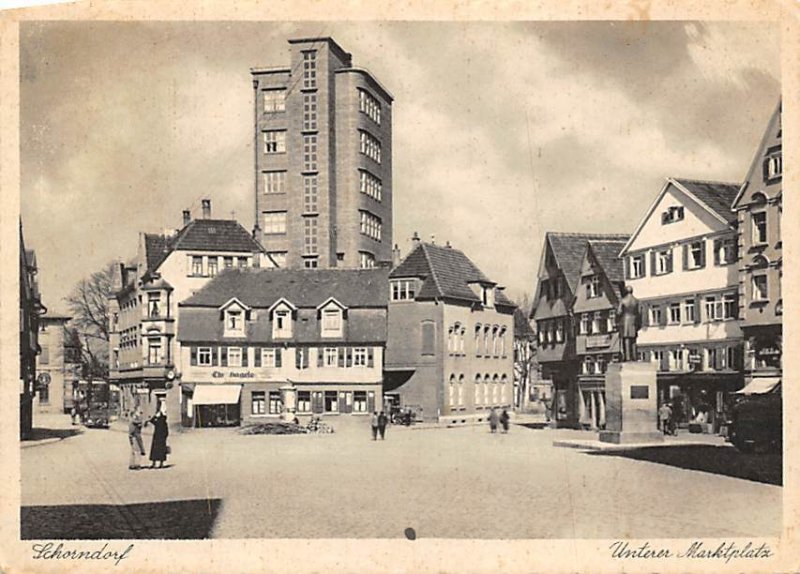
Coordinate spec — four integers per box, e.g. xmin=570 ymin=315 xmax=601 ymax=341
xmin=599 ymin=286 xmax=663 ymax=444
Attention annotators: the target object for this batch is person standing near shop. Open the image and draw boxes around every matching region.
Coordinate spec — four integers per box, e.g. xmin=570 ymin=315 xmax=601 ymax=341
xmin=489 ymin=408 xmax=499 ymax=433
xmin=370 ymin=411 xmax=379 ymax=440
xmin=147 ymin=408 xmax=169 ymax=469
xmin=377 ymin=411 xmax=388 ymax=440
xmin=128 ymin=408 xmax=146 ymax=470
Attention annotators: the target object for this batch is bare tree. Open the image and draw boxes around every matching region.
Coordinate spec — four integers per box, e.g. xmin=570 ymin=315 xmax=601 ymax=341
xmin=65 ymin=261 xmax=116 ymax=379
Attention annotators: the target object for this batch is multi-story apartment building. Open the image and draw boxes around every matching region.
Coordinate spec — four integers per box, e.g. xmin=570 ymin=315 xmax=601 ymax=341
xmin=108 ymin=201 xmax=274 ymax=422
xmin=34 ymin=313 xmax=80 ymax=415
xmin=176 ymin=268 xmax=388 ymax=427
xmin=384 ymin=239 xmax=516 ymax=424
xmin=731 ymin=101 xmax=782 ymax=386
xmin=572 ymin=237 xmax=629 ymax=430
xmin=251 ymin=37 xmax=393 ymax=270
xmin=620 ymin=178 xmax=743 ymax=429
xmin=20 ymin=222 xmax=44 ymax=439
xmin=530 ymin=232 xmax=630 ymax=428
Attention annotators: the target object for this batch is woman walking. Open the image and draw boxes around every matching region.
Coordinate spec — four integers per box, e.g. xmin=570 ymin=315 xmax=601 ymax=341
xmin=148 ymin=409 xmax=169 ymax=469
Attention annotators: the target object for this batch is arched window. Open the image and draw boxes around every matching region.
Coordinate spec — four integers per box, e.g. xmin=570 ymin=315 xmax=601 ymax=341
xmin=499 ymin=327 xmax=507 ymax=357
xmin=492 ymin=326 xmax=499 ymax=356
xmin=484 ymin=374 xmax=491 ymax=405
xmin=500 ymin=374 xmax=508 ymax=405
xmin=458 ymin=374 xmax=465 ymax=406
xmin=448 ymin=374 xmax=456 ymax=406
xmin=474 ymin=324 xmax=482 ymax=356
xmin=474 ymin=374 xmax=482 ymax=405
xmin=492 ymin=374 xmax=499 ymax=404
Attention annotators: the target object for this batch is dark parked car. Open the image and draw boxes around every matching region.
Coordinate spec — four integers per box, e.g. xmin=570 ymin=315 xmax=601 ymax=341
xmin=728 ymin=379 xmax=781 ymax=453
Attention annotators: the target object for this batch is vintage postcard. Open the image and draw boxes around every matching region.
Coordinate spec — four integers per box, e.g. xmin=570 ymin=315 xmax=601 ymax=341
xmin=1 ymin=0 xmax=798 ymax=572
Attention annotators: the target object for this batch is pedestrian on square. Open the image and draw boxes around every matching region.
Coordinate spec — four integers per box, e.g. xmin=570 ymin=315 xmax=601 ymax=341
xmin=378 ymin=411 xmax=388 ymax=440
xmin=500 ymin=409 xmax=510 ymax=433
xmin=147 ymin=409 xmax=169 ymax=469
xmin=128 ymin=408 xmax=146 ymax=470
xmin=659 ymin=402 xmax=672 ymax=436
xmin=489 ymin=408 xmax=498 ymax=433
xmin=371 ymin=411 xmax=379 ymax=440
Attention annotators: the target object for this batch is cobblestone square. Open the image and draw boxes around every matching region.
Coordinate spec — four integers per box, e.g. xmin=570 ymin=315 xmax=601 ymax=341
xmin=21 ymin=415 xmax=781 ymax=539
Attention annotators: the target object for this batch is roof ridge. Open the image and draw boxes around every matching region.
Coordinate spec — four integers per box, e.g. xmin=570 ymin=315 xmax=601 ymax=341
xmin=548 ymin=231 xmax=631 ymax=238
xmin=419 ymin=243 xmax=444 ymax=297
xmin=671 ymin=177 xmax=741 ymax=187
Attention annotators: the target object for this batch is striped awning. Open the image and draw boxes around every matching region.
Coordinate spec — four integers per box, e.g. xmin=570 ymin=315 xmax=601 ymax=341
xmin=736 ymin=377 xmax=781 ymax=395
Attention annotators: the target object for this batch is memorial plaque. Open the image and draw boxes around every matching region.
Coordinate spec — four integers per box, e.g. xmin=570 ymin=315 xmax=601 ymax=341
xmin=630 ymin=385 xmax=649 ymax=399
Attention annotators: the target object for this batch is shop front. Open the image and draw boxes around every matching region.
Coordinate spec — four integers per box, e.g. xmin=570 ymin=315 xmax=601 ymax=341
xmin=657 ymin=372 xmax=743 ymax=433
xmin=187 ymin=384 xmax=242 ymax=428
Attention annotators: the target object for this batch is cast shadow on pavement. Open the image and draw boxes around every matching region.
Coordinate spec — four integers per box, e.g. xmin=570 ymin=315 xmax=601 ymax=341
xmin=23 ymin=427 xmax=83 ymax=441
xmin=21 ymin=498 xmax=222 ymax=539
xmin=586 ymin=445 xmax=782 ymax=486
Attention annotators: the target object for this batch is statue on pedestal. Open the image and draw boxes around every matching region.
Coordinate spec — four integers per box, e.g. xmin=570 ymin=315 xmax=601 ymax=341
xmin=617 ymin=286 xmax=642 ymax=362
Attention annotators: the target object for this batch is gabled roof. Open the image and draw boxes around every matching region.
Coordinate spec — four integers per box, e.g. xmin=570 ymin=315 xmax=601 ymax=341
xmin=733 ymin=100 xmax=782 ymax=210
xmin=620 ymin=178 xmax=740 ymax=256
xmin=181 ymin=268 xmax=390 ymax=309
xmin=145 ymin=219 xmax=267 ymax=274
xmin=545 ymin=232 xmax=630 ymax=294
xmin=220 ymin=297 xmax=251 ymax=311
xmin=390 ymin=242 xmax=514 ymax=308
xmin=586 ymin=238 xmax=629 ymax=285
xmin=672 ymin=179 xmax=740 ymax=224
xmin=316 ymin=297 xmax=348 ymax=311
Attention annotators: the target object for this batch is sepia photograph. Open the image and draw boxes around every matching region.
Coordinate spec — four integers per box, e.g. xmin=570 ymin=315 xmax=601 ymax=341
xmin=6 ymin=4 xmax=796 ymax=572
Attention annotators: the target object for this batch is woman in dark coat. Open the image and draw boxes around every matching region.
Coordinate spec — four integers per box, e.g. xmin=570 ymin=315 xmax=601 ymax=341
xmin=148 ymin=411 xmax=169 ymax=469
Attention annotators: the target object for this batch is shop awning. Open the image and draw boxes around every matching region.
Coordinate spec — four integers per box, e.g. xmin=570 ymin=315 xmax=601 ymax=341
xmin=736 ymin=377 xmax=781 ymax=395
xmin=191 ymin=384 xmax=242 ymax=405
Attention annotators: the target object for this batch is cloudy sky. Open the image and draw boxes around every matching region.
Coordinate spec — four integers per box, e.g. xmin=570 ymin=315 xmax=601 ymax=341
xmin=20 ymin=21 xmax=780 ymax=313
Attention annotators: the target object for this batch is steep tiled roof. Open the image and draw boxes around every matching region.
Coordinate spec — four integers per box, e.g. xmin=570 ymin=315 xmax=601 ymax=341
xmin=673 ymin=179 xmax=740 ymax=224
xmin=180 ymin=267 xmax=390 ymax=309
xmin=587 ymin=238 xmax=629 ymax=285
xmin=548 ymin=232 xmax=630 ymax=293
xmin=390 ymin=242 xmax=515 ymax=308
xmin=145 ymin=219 xmax=266 ymax=273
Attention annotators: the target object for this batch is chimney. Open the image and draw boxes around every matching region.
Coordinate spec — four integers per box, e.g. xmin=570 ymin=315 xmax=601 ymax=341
xmin=392 ymin=244 xmax=402 ymax=267
xmin=430 ymin=234 xmax=436 ymax=245
xmin=201 ymin=199 xmax=211 ymax=219
xmin=182 ymin=210 xmax=191 ymax=226
xmin=411 ymin=231 xmax=421 ymax=248
xmin=445 ymin=240 xmax=452 ymax=249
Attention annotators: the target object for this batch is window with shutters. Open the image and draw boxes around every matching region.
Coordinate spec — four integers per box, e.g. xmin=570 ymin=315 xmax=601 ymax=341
xmin=705 ymin=296 xmax=721 ymax=321
xmin=421 ymin=321 xmax=436 ymax=356
xmin=649 ymin=305 xmax=663 ymax=326
xmin=655 ymin=249 xmax=673 ymax=275
xmin=630 ymin=255 xmax=645 ymax=279
xmin=198 ymin=347 xmax=213 ymax=366
xmin=668 ymin=302 xmax=681 ymax=325
xmin=580 ymin=314 xmax=590 ymax=335
xmin=321 ymin=308 xmax=343 ymax=337
xmin=261 ymin=348 xmax=281 ymax=368
xmin=272 ymin=306 xmax=293 ymax=338
xmin=713 ymin=237 xmax=737 ymax=266
xmin=353 ymin=347 xmax=368 ymax=367
xmin=228 ymin=347 xmax=243 ymax=367
xmin=324 ymin=347 xmax=338 ymax=367
xmin=686 ymin=241 xmax=705 ymax=270
xmin=683 ymin=299 xmax=696 ymax=323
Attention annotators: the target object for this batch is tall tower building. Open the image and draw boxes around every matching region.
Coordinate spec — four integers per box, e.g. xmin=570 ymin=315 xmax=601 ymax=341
xmin=251 ymin=37 xmax=393 ymax=269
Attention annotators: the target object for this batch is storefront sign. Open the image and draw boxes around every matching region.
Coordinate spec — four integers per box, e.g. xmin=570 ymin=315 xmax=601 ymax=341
xmin=586 ymin=334 xmax=612 ymax=349
xmin=211 ymin=370 xmax=256 ymax=379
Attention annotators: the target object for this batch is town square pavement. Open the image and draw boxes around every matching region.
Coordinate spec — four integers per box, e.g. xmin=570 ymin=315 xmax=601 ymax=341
xmin=21 ymin=414 xmax=781 ymax=539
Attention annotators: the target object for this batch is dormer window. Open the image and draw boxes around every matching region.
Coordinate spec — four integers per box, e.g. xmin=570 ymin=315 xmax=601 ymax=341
xmin=318 ymin=298 xmax=347 ymax=338
xmin=226 ymin=310 xmax=243 ymax=334
xmin=221 ymin=297 xmax=250 ymax=338
xmin=269 ymin=298 xmax=296 ymax=339
xmin=390 ymin=279 xmax=416 ymax=301
xmin=481 ymin=286 xmax=495 ymax=308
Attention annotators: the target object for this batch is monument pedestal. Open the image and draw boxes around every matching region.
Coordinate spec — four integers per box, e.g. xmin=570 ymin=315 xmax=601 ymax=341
xmin=599 ymin=361 xmax=663 ymax=444
xmin=280 ymin=384 xmax=297 ymax=422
